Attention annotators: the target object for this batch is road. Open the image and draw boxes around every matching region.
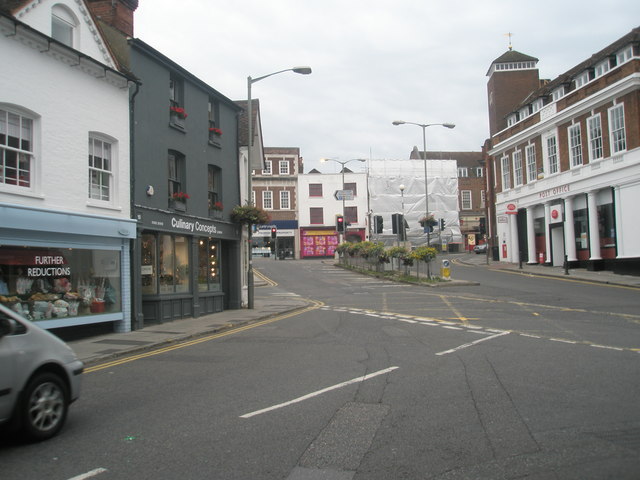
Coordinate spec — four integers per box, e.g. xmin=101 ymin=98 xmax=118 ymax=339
xmin=2 ymin=255 xmax=639 ymax=479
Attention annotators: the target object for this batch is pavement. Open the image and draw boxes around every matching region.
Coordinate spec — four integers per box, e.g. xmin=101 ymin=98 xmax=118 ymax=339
xmin=67 ymin=255 xmax=640 ymax=366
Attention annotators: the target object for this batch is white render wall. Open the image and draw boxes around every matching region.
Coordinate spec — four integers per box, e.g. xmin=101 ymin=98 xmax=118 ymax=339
xmin=0 ymin=17 xmax=130 ymax=219
xmin=298 ymin=172 xmax=369 ymax=231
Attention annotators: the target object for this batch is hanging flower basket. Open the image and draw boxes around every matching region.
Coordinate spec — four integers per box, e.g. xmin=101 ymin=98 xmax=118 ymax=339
xmin=230 ymin=204 xmax=270 ymax=226
xmin=170 ymin=106 xmax=188 ymax=119
xmin=209 ymin=127 xmax=222 ymax=136
xmin=419 ymin=215 xmax=438 ymax=228
xmin=171 ymin=192 xmax=190 ymax=200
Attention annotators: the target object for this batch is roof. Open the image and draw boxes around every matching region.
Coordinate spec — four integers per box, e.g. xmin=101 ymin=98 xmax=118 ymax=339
xmin=512 ymin=25 xmax=640 ymax=112
xmin=491 ymin=49 xmax=539 ymax=65
xmin=411 ymin=150 xmax=484 ymax=167
xmin=0 ymin=0 xmax=29 ymax=14
xmin=235 ymin=99 xmax=260 ymax=148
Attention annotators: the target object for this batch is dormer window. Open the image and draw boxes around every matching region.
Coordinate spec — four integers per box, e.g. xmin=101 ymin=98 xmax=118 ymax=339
xmin=51 ymin=5 xmax=77 ymax=47
xmin=616 ymin=46 xmax=633 ymax=65
xmin=552 ymin=86 xmax=565 ymax=102
xmin=520 ymin=106 xmax=530 ymax=119
xmin=507 ymin=114 xmax=518 ymax=127
xmin=594 ymin=60 xmax=610 ymax=78
xmin=574 ymin=72 xmax=590 ymax=89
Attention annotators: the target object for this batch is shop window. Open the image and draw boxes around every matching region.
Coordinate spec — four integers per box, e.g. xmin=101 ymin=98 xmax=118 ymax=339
xmin=198 ymin=238 xmax=221 ymax=292
xmin=0 ymin=108 xmax=33 ymax=188
xmin=0 ymin=246 xmax=121 ymax=322
xmin=598 ymin=203 xmax=616 ymax=249
xmin=574 ymin=208 xmax=588 ymax=251
xmin=141 ymin=234 xmax=156 ymax=294
xmin=88 ymin=134 xmax=114 ymax=202
xmin=158 ymin=234 xmax=190 ymax=294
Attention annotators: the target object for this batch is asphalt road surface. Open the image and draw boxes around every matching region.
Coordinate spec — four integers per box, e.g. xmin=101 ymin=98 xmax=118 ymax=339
xmin=1 ymin=256 xmax=639 ymax=479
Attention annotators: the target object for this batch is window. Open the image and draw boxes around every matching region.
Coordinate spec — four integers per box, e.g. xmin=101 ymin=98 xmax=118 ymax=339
xmin=461 ymin=190 xmax=472 ymax=210
xmin=475 ymin=167 xmax=484 ymax=177
xmin=168 ymin=151 xmax=185 ymax=200
xmin=609 ymin=104 xmax=626 ymax=153
xmin=574 ymin=72 xmax=590 ymax=88
xmin=512 ymin=150 xmax=523 ymax=186
xmin=51 ymin=5 xmax=76 ymax=47
xmin=616 ymin=46 xmax=633 ymax=65
xmin=208 ymin=165 xmax=221 ymax=213
xmin=458 ymin=167 xmax=468 ymax=177
xmin=587 ymin=114 xmax=603 ymax=160
xmin=546 ymin=135 xmax=559 ymax=175
xmin=159 ymin=234 xmax=190 ymax=294
xmin=568 ymin=124 xmax=583 ymax=167
xmin=262 ymin=160 xmax=272 ymax=175
xmin=594 ymin=60 xmax=610 ymax=78
xmin=169 ymin=75 xmax=185 ymax=126
xmin=262 ymin=190 xmax=272 ymax=209
xmin=279 ymin=160 xmax=289 ymax=175
xmin=309 ymin=183 xmax=323 ymax=197
xmin=507 ymin=114 xmax=517 ymax=127
xmin=198 ymin=238 xmax=221 ymax=292
xmin=480 ymin=190 xmax=486 ymax=208
xmin=552 ymin=86 xmax=565 ymax=102
xmin=280 ymin=190 xmax=290 ymax=210
xmin=501 ymin=156 xmax=510 ymax=190
xmin=88 ymin=135 xmax=113 ymax=201
xmin=344 ymin=206 xmax=358 ymax=224
xmin=525 ymin=144 xmax=537 ymax=182
xmin=208 ymin=98 xmax=220 ymax=143
xmin=0 ymin=109 xmax=33 ymax=188
xmin=343 ymin=182 xmax=357 ymax=196
xmin=531 ymin=99 xmax=544 ymax=113
xmin=309 ymin=207 xmax=323 ymax=224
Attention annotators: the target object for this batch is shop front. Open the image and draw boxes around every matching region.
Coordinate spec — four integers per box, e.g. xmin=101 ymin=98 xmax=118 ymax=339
xmin=300 ymin=227 xmax=339 ymax=258
xmin=133 ymin=207 xmax=241 ymax=328
xmin=253 ymin=220 xmax=298 ymax=259
xmin=0 ymin=204 xmax=135 ymax=332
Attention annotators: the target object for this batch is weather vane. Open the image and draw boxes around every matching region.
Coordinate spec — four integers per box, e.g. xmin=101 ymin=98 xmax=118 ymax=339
xmin=504 ymin=32 xmax=514 ymax=51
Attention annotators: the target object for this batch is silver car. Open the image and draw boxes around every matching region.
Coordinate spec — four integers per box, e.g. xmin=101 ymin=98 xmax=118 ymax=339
xmin=0 ymin=303 xmax=83 ymax=441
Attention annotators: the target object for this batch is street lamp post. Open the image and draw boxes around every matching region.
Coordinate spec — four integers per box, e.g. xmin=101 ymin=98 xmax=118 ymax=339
xmin=320 ymin=158 xmax=366 ymax=243
xmin=392 ymin=120 xmax=455 ymax=246
xmin=246 ymin=66 xmax=311 ymax=309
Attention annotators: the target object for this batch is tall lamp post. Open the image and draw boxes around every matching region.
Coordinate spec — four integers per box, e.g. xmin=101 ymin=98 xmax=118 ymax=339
xmin=320 ymin=158 xmax=366 ymax=242
xmin=392 ymin=120 xmax=455 ymax=245
xmin=246 ymin=66 xmax=311 ymax=309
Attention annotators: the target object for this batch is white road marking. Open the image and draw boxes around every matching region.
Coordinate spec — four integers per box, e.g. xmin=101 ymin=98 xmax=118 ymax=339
xmin=240 ymin=366 xmax=400 ymax=419
xmin=436 ymin=331 xmax=510 ymax=356
xmin=590 ymin=344 xmax=624 ymax=351
xmin=67 ymin=469 xmax=108 ymax=480
xmin=443 ymin=326 xmax=463 ymax=330
xmin=550 ymin=338 xmax=577 ymax=344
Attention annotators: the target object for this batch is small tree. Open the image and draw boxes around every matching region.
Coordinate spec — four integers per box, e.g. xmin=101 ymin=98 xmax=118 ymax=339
xmin=410 ymin=246 xmax=437 ymax=279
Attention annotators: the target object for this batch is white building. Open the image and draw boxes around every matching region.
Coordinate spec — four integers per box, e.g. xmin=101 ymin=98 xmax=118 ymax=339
xmin=297 ymin=169 xmax=369 ymax=258
xmin=0 ymin=0 xmax=136 ymax=331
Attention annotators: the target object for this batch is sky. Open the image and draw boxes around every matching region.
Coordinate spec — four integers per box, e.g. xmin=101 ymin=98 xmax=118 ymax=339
xmin=134 ymin=1 xmax=640 ymax=174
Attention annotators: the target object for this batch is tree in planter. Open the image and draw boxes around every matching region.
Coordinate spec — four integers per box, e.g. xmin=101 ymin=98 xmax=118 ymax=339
xmin=409 ymin=245 xmax=437 ymax=279
xmin=388 ymin=246 xmax=412 ymax=274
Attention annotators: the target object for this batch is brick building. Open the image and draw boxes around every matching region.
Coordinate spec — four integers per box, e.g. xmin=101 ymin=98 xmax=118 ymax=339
xmin=485 ymin=27 xmax=640 ymax=274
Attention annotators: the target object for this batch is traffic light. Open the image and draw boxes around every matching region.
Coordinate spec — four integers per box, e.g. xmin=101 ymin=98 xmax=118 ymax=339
xmin=271 ymin=227 xmax=277 ymax=239
xmin=374 ymin=215 xmax=383 ymax=234
xmin=439 ymin=219 xmax=446 ymax=230
xmin=336 ymin=215 xmax=345 ymax=233
xmin=479 ymin=217 xmax=486 ymax=235
xmin=391 ymin=213 xmax=399 ymax=234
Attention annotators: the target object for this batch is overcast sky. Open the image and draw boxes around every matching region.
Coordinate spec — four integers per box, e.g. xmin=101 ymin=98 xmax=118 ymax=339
xmin=134 ymin=1 xmax=639 ymax=174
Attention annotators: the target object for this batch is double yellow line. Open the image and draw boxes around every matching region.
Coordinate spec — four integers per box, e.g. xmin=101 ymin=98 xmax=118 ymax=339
xmin=85 ymin=300 xmax=323 ymax=374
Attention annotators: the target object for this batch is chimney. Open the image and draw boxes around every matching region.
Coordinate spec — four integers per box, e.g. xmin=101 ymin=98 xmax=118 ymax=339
xmin=86 ymin=0 xmax=139 ymax=37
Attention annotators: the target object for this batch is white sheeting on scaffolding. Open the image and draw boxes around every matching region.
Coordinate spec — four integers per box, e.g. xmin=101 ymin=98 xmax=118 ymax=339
xmin=368 ymin=158 xmax=461 ymax=245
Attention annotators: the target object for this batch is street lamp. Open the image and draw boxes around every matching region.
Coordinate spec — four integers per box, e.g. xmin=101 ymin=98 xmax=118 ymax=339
xmin=320 ymin=158 xmax=366 ymax=242
xmin=246 ymin=66 xmax=311 ymax=309
xmin=392 ymin=120 xmax=455 ymax=245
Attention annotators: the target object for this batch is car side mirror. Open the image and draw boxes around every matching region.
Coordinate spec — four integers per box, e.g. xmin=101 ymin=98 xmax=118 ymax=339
xmin=0 ymin=317 xmax=15 ymax=338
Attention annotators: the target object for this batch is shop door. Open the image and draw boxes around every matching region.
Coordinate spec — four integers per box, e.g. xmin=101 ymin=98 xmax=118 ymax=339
xmin=551 ymin=225 xmax=565 ymax=266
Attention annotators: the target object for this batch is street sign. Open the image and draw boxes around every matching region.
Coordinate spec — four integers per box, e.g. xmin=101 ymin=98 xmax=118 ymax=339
xmin=334 ymin=190 xmax=354 ymax=201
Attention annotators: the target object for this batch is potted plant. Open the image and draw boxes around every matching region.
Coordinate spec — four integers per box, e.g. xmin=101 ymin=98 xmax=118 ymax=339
xmin=171 ymin=192 xmax=190 ymax=201
xmin=419 ymin=215 xmax=438 ymax=228
xmin=170 ymin=192 xmax=189 ymax=211
xmin=209 ymin=127 xmax=222 ymax=136
xmin=211 ymin=201 xmax=223 ymax=212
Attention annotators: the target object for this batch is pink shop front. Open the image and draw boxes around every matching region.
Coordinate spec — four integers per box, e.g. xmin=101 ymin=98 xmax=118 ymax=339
xmin=299 ymin=227 xmax=365 ymax=258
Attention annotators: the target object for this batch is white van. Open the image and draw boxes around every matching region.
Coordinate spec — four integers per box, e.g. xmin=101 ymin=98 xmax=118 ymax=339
xmin=0 ymin=303 xmax=83 ymax=441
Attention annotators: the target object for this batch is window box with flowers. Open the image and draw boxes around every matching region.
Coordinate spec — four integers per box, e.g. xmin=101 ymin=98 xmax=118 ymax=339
xmin=208 ymin=127 xmax=222 ymax=147
xmin=210 ymin=201 xmax=224 ymax=218
xmin=169 ymin=192 xmax=189 ymax=211
xmin=169 ymin=105 xmax=188 ymax=130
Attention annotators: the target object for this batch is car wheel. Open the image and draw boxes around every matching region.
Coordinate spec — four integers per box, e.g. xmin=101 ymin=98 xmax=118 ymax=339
xmin=20 ymin=372 xmax=69 ymax=441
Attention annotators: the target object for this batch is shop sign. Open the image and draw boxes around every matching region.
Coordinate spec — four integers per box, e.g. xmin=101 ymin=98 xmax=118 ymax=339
xmin=505 ymin=203 xmax=518 ymax=215
xmin=539 ymin=184 xmax=570 ymax=199
xmin=549 ymin=204 xmax=563 ymax=224
xmin=497 ymin=215 xmax=508 ymax=223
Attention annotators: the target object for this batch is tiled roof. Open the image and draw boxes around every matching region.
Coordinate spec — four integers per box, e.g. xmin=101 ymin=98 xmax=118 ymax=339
xmin=235 ymin=99 xmax=260 ymax=148
xmin=491 ymin=49 xmax=539 ymax=64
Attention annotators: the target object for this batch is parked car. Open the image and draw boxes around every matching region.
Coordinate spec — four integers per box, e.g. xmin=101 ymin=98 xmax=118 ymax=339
xmin=473 ymin=243 xmax=488 ymax=254
xmin=0 ymin=303 xmax=83 ymax=441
